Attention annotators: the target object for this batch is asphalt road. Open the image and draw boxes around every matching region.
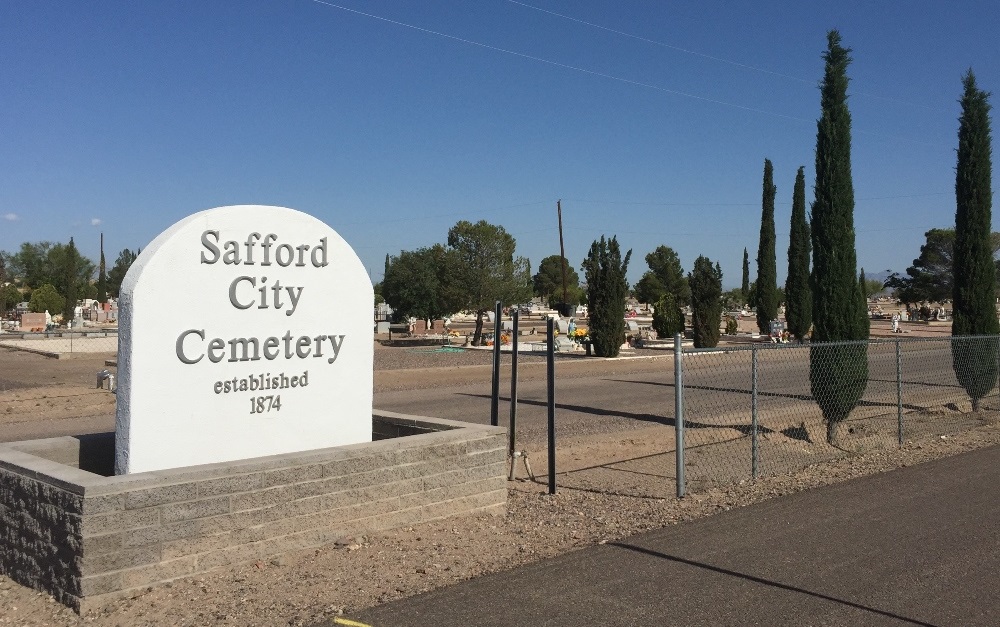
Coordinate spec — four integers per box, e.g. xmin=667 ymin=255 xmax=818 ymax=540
xmin=351 ymin=444 xmax=1000 ymax=627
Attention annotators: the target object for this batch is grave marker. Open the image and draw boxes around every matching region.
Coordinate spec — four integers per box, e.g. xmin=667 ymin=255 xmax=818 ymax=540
xmin=115 ymin=205 xmax=373 ymax=474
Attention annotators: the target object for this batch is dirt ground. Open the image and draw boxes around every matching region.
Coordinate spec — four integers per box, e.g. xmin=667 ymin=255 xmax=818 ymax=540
xmin=1 ymin=340 xmax=998 ymax=626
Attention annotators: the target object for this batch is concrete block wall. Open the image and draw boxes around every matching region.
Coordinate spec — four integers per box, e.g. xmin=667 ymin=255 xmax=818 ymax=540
xmin=0 ymin=412 xmax=507 ymax=612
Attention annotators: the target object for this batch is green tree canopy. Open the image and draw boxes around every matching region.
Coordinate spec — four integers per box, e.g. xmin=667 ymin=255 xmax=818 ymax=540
xmin=635 ymin=246 xmax=690 ymax=306
xmin=1 ymin=284 xmax=21 ymax=313
xmin=755 ymin=158 xmax=779 ymax=334
xmin=741 ymin=248 xmax=750 ymax=304
xmin=651 ymin=292 xmax=684 ymax=339
xmin=809 ymin=30 xmax=869 ymax=445
xmin=107 ymin=248 xmax=140 ymax=298
xmin=582 ymin=235 xmax=631 ymax=357
xmin=533 ymin=254 xmax=582 ymax=306
xmin=28 ymin=283 xmax=64 ymax=316
xmin=382 ymin=244 xmax=463 ymax=323
xmin=5 ymin=241 xmax=94 ymax=297
xmin=952 ymin=69 xmax=999 ymax=410
xmin=785 ymin=166 xmax=812 ymax=341
xmin=884 ymin=228 xmax=1000 ymax=304
xmin=633 ymin=272 xmax=665 ymax=306
xmin=689 ymin=256 xmax=723 ymax=348
xmin=447 ymin=220 xmax=532 ymax=345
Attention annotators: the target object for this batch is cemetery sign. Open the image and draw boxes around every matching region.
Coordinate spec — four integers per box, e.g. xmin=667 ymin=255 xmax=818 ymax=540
xmin=115 ymin=206 xmax=374 ymax=474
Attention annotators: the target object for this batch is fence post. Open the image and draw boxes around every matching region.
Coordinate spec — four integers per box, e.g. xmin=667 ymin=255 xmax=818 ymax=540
xmin=751 ymin=343 xmax=760 ymax=479
xmin=547 ymin=317 xmax=556 ymax=495
xmin=896 ymin=338 xmax=903 ymax=447
xmin=490 ymin=301 xmax=501 ymax=427
xmin=674 ymin=333 xmax=685 ymax=498
xmin=509 ymin=310 xmax=519 ymax=458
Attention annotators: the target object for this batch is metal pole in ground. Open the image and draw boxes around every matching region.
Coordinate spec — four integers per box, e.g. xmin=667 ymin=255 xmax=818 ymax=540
xmin=490 ymin=301 xmax=502 ymax=427
xmin=547 ymin=317 xmax=556 ymax=495
xmin=674 ymin=332 xmax=685 ymax=498
xmin=751 ymin=343 xmax=760 ymax=480
xmin=896 ymin=338 xmax=904 ymax=447
xmin=509 ymin=310 xmax=519 ymax=458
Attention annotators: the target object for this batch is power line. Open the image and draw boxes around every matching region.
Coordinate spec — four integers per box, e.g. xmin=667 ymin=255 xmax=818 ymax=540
xmin=305 ymin=0 xmax=811 ymax=123
xmin=305 ymin=1 xmax=947 ymax=147
xmin=505 ymin=0 xmax=946 ymax=113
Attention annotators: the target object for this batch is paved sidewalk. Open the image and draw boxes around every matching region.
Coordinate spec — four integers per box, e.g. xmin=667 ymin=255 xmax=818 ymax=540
xmin=348 ymin=445 xmax=1000 ymax=626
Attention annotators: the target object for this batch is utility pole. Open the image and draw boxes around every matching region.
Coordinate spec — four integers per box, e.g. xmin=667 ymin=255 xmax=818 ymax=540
xmin=557 ymin=200 xmax=569 ymax=310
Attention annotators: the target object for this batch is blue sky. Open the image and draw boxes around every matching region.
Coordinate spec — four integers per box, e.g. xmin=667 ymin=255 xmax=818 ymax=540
xmin=2 ymin=1 xmax=998 ymax=289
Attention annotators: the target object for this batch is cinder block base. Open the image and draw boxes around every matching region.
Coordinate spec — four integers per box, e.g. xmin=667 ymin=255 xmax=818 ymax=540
xmin=0 ymin=411 xmax=507 ymax=612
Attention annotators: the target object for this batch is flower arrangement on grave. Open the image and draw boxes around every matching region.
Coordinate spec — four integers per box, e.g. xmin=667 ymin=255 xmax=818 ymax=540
xmin=571 ymin=328 xmax=590 ymax=344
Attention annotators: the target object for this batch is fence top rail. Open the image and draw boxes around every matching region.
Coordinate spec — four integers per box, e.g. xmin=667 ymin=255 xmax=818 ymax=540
xmin=681 ymin=334 xmax=1000 ymax=355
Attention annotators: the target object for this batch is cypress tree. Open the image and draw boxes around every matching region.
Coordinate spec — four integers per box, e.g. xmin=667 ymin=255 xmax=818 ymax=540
xmin=785 ymin=166 xmax=811 ymax=341
xmin=689 ymin=256 xmax=722 ymax=348
xmin=951 ymin=70 xmax=999 ymax=410
xmin=582 ymin=236 xmax=632 ymax=357
xmin=755 ymin=159 xmax=778 ymax=334
xmin=97 ymin=233 xmax=108 ymax=304
xmin=741 ymin=248 xmax=750 ymax=305
xmin=809 ymin=30 xmax=869 ymax=445
xmin=63 ymin=237 xmax=79 ymax=323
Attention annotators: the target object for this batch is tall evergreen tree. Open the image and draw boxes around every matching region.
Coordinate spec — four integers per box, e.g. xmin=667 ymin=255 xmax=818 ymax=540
xmin=582 ymin=236 xmax=631 ymax=357
xmin=689 ymin=256 xmax=723 ymax=348
xmin=809 ymin=30 xmax=869 ymax=445
xmin=952 ymin=70 xmax=999 ymax=410
xmin=62 ymin=237 xmax=79 ymax=322
xmin=96 ymin=233 xmax=108 ymax=304
xmin=741 ymin=248 xmax=750 ymax=304
xmin=755 ymin=159 xmax=778 ymax=334
xmin=785 ymin=166 xmax=812 ymax=341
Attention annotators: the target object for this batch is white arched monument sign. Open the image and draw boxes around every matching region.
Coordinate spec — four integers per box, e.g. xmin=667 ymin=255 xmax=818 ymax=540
xmin=115 ymin=205 xmax=373 ymax=474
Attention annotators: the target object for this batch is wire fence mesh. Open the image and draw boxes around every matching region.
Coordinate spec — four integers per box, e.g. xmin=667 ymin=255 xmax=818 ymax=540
xmin=679 ymin=336 xmax=1000 ymax=492
xmin=0 ymin=330 xmax=118 ymax=358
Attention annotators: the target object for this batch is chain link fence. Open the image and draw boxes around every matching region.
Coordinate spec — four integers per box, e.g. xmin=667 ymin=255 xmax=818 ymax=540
xmin=0 ymin=330 xmax=118 ymax=358
xmin=678 ymin=336 xmax=1000 ymax=493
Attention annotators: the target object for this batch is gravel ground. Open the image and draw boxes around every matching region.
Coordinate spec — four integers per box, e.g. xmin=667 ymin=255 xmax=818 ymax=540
xmin=2 ymin=341 xmax=996 ymax=626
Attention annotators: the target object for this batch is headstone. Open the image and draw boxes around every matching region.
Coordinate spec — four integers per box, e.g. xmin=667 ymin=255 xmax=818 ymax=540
xmin=19 ymin=313 xmax=46 ymax=331
xmin=115 ymin=205 xmax=374 ymax=474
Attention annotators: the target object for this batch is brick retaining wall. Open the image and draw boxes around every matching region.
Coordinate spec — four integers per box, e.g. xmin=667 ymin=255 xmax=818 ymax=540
xmin=0 ymin=412 xmax=507 ymax=612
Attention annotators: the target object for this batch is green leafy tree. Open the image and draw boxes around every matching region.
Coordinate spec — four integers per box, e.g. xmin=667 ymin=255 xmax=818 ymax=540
xmin=689 ymin=256 xmax=723 ymax=348
xmin=741 ymin=248 xmax=750 ymax=305
xmin=644 ymin=246 xmax=690 ymax=305
xmin=107 ymin=248 xmax=139 ymax=298
xmin=448 ymin=220 xmax=532 ymax=345
xmin=952 ymin=70 xmax=999 ymax=411
xmin=862 ymin=276 xmax=885 ymax=298
xmin=382 ymin=245 xmax=463 ymax=323
xmin=6 ymin=241 xmax=53 ymax=288
xmin=721 ymin=288 xmax=744 ymax=311
xmin=785 ymin=166 xmax=812 ymax=341
xmin=1 ymin=284 xmax=21 ymax=313
xmin=809 ymin=31 xmax=869 ymax=445
xmin=884 ymin=228 xmax=1000 ymax=304
xmin=28 ymin=283 xmax=64 ymax=315
xmin=756 ymin=158 xmax=779 ymax=333
xmin=633 ymin=272 xmax=665 ymax=306
xmin=582 ymin=236 xmax=632 ymax=357
xmin=0 ymin=254 xmax=7 ymax=317
xmin=533 ymin=255 xmax=582 ymax=306
xmin=651 ymin=292 xmax=684 ymax=339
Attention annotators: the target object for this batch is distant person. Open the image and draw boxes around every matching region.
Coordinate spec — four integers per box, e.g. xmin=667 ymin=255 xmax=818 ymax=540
xmin=891 ymin=312 xmax=900 ymax=333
